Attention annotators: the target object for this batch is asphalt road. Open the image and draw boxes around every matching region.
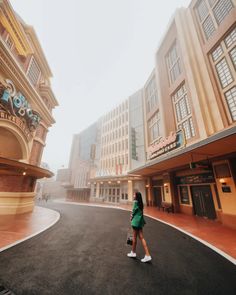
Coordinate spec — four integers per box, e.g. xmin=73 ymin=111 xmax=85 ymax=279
xmin=0 ymin=202 xmax=235 ymax=295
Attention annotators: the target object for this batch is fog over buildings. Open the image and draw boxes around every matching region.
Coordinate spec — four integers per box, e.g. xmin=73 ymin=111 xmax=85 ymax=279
xmin=10 ymin=0 xmax=191 ymax=173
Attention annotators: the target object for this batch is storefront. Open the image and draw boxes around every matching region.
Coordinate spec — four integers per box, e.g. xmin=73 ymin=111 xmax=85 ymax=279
xmin=90 ymin=176 xmax=146 ymax=205
xmin=129 ymin=126 xmax=236 ymax=229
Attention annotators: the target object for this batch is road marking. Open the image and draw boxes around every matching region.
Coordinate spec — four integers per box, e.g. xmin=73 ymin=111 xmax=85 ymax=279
xmin=55 ymin=200 xmax=236 ymax=266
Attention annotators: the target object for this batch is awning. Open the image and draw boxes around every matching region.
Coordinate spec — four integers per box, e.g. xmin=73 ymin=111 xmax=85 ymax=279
xmin=129 ymin=126 xmax=236 ymax=176
xmin=0 ymin=156 xmax=54 ymax=178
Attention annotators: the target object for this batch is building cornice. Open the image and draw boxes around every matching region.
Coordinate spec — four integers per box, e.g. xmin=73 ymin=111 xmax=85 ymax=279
xmin=23 ymin=25 xmax=53 ymax=78
xmin=0 ymin=38 xmax=55 ymax=126
xmin=0 ymin=0 xmax=32 ymax=56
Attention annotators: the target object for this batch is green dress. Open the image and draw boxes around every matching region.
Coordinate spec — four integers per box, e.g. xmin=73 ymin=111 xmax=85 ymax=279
xmin=131 ymin=201 xmax=146 ymax=229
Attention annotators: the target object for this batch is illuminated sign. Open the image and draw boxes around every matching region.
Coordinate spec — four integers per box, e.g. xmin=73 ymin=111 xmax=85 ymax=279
xmin=147 ymin=130 xmax=185 ymax=160
xmin=0 ymin=79 xmax=40 ymax=132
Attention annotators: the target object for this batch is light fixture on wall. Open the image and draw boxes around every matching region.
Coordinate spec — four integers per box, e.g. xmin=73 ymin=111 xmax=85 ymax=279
xmin=117 ymin=181 xmax=120 ymax=184
xmin=22 ymin=171 xmax=26 ymax=176
xmin=219 ymin=178 xmax=227 ymax=185
xmin=145 ymin=184 xmax=149 ymax=188
xmin=108 ymin=181 xmax=111 ymax=184
xmin=164 ymin=183 xmax=168 ymax=187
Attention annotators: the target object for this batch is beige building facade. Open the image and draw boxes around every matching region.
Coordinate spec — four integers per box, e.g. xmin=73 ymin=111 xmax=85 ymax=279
xmin=131 ymin=0 xmax=236 ymax=229
xmin=0 ymin=0 xmax=58 ymax=214
xmin=90 ymin=93 xmax=147 ymax=205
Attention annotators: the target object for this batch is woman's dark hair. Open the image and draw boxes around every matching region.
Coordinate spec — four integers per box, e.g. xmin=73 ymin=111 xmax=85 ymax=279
xmin=135 ymin=192 xmax=143 ymax=211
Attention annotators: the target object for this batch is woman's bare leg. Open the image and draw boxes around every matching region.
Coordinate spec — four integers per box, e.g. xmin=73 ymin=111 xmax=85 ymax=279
xmin=138 ymin=230 xmax=151 ymax=256
xmin=132 ymin=229 xmax=138 ymax=253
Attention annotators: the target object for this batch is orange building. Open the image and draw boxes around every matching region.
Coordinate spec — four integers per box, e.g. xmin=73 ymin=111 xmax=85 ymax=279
xmin=130 ymin=0 xmax=236 ymax=229
xmin=0 ymin=0 xmax=58 ymax=214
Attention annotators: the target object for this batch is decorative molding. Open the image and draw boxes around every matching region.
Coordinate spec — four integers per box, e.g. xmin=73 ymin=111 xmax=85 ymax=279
xmin=0 ymin=79 xmax=41 ymax=132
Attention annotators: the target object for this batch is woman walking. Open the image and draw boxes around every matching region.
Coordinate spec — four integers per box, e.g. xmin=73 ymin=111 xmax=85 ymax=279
xmin=127 ymin=191 xmax=152 ymax=262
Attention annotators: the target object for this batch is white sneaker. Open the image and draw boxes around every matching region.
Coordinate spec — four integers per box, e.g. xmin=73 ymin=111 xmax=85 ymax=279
xmin=141 ymin=255 xmax=152 ymax=263
xmin=127 ymin=251 xmax=136 ymax=258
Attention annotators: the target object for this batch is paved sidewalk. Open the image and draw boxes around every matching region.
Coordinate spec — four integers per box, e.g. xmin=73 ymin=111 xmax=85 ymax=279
xmin=0 ymin=199 xmax=236 ymax=265
xmin=0 ymin=205 xmax=60 ymax=251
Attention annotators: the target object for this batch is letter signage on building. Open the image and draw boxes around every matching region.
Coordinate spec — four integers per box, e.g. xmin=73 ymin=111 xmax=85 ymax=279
xmin=147 ymin=130 xmax=185 ymax=160
xmin=0 ymin=79 xmax=40 ymax=132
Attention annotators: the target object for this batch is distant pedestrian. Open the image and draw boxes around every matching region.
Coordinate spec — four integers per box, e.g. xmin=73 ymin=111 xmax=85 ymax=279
xmin=127 ymin=191 xmax=152 ymax=263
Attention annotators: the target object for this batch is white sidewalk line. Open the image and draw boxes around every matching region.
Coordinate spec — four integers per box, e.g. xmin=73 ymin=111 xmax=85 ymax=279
xmin=55 ymin=199 xmax=236 ymax=266
xmin=0 ymin=206 xmax=60 ymax=253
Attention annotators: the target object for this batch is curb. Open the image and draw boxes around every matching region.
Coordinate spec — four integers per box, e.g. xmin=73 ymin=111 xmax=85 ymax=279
xmin=0 ymin=207 xmax=60 ymax=253
xmin=54 ymin=200 xmax=236 ymax=265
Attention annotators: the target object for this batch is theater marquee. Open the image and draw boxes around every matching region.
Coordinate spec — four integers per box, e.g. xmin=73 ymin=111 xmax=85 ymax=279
xmin=147 ymin=130 xmax=185 ymax=160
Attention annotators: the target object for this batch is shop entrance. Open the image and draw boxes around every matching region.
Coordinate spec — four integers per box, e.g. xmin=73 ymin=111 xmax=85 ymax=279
xmin=191 ymin=185 xmax=216 ymax=220
xmin=153 ymin=186 xmax=162 ymax=208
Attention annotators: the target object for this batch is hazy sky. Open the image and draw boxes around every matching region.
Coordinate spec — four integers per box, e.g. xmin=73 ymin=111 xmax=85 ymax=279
xmin=10 ymin=0 xmax=190 ymax=173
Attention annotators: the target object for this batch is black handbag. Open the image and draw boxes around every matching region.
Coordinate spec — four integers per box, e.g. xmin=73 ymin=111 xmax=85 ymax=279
xmin=126 ymin=229 xmax=133 ymax=245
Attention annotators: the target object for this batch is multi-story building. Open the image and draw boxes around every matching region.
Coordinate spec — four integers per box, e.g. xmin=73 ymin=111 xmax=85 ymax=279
xmin=130 ymin=0 xmax=236 ymax=229
xmin=0 ymin=0 xmax=58 ymax=214
xmin=90 ymin=91 xmax=146 ymax=204
xmin=61 ymin=123 xmax=98 ymax=202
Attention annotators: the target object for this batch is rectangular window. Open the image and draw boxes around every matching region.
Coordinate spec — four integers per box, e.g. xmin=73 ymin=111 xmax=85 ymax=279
xmin=230 ymin=47 xmax=236 ymax=69
xmin=213 ymin=0 xmax=234 ymax=25
xmin=202 ymin=15 xmax=216 ymax=39
xmin=166 ymin=42 xmax=182 ymax=84
xmin=212 ymin=45 xmax=223 ymax=61
xmin=27 ymin=57 xmax=41 ymax=86
xmin=172 ymin=84 xmax=195 ymax=140
xmin=215 ymin=58 xmax=233 ymax=88
xmin=5 ymin=34 xmax=13 ymax=49
xmin=195 ymin=0 xmax=234 ymax=41
xmin=225 ymin=86 xmax=236 ymax=121
xmin=210 ymin=26 xmax=236 ymax=123
xmin=148 ymin=112 xmax=161 ymax=143
xmin=197 ymin=0 xmax=209 ymax=21
xmin=146 ymin=76 xmax=158 ymax=113
xmin=225 ymin=28 xmax=236 ymax=48
xmin=179 ymin=186 xmax=190 ymax=204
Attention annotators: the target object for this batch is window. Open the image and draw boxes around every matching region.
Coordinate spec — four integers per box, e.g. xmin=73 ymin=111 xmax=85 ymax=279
xmin=213 ymin=0 xmax=234 ymax=25
xmin=225 ymin=86 xmax=236 ymax=120
xmin=27 ymin=57 xmax=41 ymax=86
xmin=215 ymin=58 xmax=233 ymax=88
xmin=212 ymin=45 xmax=223 ymax=61
xmin=179 ymin=186 xmax=190 ymax=204
xmin=225 ymin=28 xmax=236 ymax=48
xmin=230 ymin=47 xmax=236 ymax=69
xmin=148 ymin=112 xmax=161 ymax=143
xmin=166 ymin=42 xmax=182 ymax=84
xmin=195 ymin=0 xmax=234 ymax=41
xmin=5 ymin=34 xmax=13 ymax=49
xmin=146 ymin=76 xmax=158 ymax=113
xmin=202 ymin=16 xmax=216 ymax=39
xmin=211 ymin=26 xmax=236 ymax=122
xmin=197 ymin=0 xmax=209 ymax=21
xmin=172 ymin=84 xmax=195 ymax=140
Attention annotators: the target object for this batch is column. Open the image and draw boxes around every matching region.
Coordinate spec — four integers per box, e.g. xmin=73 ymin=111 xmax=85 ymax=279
xmin=128 ymin=179 xmax=133 ymax=203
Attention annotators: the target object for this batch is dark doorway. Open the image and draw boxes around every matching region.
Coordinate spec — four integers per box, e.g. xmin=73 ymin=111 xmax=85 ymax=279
xmin=153 ymin=187 xmax=162 ymax=208
xmin=191 ymin=185 xmax=216 ymax=220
